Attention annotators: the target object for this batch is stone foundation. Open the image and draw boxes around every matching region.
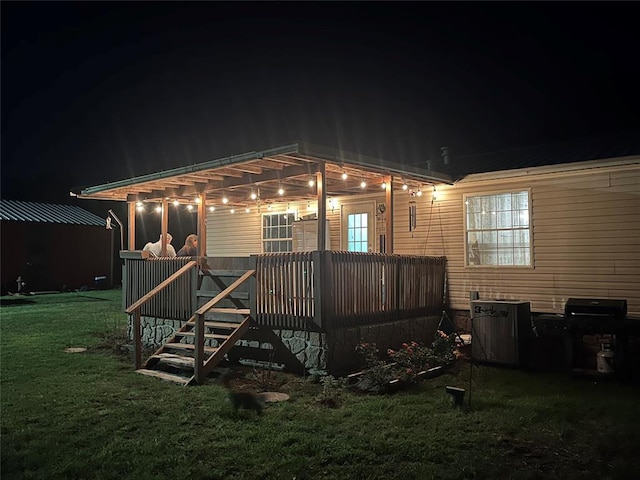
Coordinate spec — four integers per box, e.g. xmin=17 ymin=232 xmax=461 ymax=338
xmin=129 ymin=315 xmax=442 ymax=375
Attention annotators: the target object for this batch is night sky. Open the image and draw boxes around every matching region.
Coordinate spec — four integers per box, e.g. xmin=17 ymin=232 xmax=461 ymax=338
xmin=2 ymin=1 xmax=639 ymax=206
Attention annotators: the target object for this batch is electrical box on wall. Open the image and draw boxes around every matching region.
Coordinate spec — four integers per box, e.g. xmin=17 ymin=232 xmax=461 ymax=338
xmin=471 ymin=300 xmax=532 ymax=367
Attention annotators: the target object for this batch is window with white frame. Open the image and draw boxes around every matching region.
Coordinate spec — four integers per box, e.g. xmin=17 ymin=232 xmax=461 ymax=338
xmin=262 ymin=212 xmax=295 ymax=253
xmin=464 ymin=190 xmax=531 ymax=267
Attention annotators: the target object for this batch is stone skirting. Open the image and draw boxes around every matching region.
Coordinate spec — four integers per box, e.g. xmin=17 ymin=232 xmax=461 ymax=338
xmin=128 ymin=315 xmax=443 ymax=375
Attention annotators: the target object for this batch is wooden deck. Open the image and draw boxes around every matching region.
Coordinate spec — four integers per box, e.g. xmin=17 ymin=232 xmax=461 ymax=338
xmin=122 ymin=252 xmax=446 ymax=332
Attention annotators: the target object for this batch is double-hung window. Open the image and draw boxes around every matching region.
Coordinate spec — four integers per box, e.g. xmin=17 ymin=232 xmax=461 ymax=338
xmin=262 ymin=212 xmax=295 ymax=253
xmin=464 ymin=190 xmax=532 ymax=267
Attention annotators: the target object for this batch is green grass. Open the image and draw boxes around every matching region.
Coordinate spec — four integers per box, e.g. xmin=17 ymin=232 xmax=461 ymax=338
xmin=2 ymin=290 xmax=639 ymax=479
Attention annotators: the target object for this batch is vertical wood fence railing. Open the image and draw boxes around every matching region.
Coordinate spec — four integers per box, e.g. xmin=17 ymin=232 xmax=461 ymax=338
xmin=253 ymin=252 xmax=446 ymax=331
xmin=122 ymin=254 xmax=197 ymax=320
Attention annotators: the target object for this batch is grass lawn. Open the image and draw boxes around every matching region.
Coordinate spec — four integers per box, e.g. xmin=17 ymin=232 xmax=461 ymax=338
xmin=1 ymin=290 xmax=639 ymax=479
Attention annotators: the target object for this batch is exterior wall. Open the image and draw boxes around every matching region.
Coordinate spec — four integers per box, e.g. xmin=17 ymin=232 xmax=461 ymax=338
xmin=1 ymin=221 xmax=112 ymax=294
xmin=206 ymin=193 xmax=387 ymax=256
xmin=392 ymin=159 xmax=640 ymax=316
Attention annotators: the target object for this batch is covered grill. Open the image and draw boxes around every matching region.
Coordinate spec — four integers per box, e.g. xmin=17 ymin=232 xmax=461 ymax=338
xmin=561 ymin=298 xmax=639 ymax=380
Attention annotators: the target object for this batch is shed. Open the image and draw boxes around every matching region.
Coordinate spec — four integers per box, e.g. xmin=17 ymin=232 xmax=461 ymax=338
xmin=0 ymin=200 xmax=111 ymax=294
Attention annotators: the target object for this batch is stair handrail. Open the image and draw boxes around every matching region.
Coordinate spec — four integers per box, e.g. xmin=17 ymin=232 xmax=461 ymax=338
xmin=126 ymin=260 xmax=198 ymax=369
xmin=193 ymin=269 xmax=256 ymax=383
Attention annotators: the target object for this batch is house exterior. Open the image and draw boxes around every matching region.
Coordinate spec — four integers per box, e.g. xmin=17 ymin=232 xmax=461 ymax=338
xmin=0 ymin=200 xmax=111 ymax=294
xmin=77 ymin=134 xmax=640 ymax=380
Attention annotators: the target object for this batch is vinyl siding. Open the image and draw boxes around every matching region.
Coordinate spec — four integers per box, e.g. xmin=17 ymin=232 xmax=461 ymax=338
xmin=393 ymin=162 xmax=640 ymax=316
xmin=205 ymin=161 xmax=640 ymax=316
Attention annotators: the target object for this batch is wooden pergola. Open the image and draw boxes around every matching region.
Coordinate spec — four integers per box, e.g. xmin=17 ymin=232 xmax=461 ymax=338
xmin=78 ymin=142 xmax=451 ymax=256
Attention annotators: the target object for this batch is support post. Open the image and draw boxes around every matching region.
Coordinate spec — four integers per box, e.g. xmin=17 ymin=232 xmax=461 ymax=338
xmin=133 ymin=309 xmax=142 ymax=370
xmin=194 ymin=313 xmax=205 ymax=384
xmin=385 ymin=176 xmax=394 ymax=254
xmin=316 ymin=163 xmax=327 ymax=251
xmin=128 ymin=202 xmax=136 ymax=250
xmin=161 ymin=198 xmax=169 ymax=256
xmin=197 ymin=191 xmax=207 ymax=257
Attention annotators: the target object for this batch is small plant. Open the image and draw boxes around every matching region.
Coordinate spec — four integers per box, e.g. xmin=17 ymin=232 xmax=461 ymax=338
xmin=387 ymin=341 xmax=433 ymax=383
xmin=431 ymin=330 xmax=459 ymax=366
xmin=355 ymin=342 xmax=398 ymax=392
xmin=315 ymin=375 xmax=348 ymax=408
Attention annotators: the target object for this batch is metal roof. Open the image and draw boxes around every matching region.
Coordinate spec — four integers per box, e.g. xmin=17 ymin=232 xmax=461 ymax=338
xmin=419 ymin=130 xmax=640 ymax=180
xmin=0 ymin=200 xmax=106 ymax=227
xmin=77 ymin=142 xmax=452 ymax=205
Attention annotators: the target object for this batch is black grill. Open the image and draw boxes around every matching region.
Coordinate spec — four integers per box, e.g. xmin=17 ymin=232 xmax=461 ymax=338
xmin=565 ymin=298 xmax=627 ymax=320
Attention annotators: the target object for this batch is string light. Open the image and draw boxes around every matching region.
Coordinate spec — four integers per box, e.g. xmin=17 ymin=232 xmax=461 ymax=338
xmin=209 ymin=206 xmax=215 ymax=212
xmin=195 ymin=197 xmax=201 ymax=204
xmin=173 ymin=200 xmax=179 ymax=207
xmin=222 ymin=196 xmax=229 ymax=204
xmin=402 ymin=183 xmax=408 ymax=191
xmin=230 ymin=208 xmax=235 ymax=214
xmin=187 ymin=205 xmax=193 ymax=211
xmin=267 ymin=203 xmax=272 ymax=211
xmin=278 ymin=186 xmax=285 ymax=196
xmin=342 ymin=171 xmax=348 ymax=180
xmin=381 ymin=182 xmax=387 ymax=189
xmin=308 ymin=177 xmax=315 ymax=187
xmin=250 ymin=191 xmax=257 ymax=200
xmin=360 ymin=179 xmax=367 ymax=189
xmin=245 ymin=206 xmax=250 ymax=213
xmin=155 ymin=205 xmax=162 ymax=213
xmin=136 ymin=202 xmax=144 ymax=212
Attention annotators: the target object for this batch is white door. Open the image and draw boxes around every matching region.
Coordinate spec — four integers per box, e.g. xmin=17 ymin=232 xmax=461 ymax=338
xmin=341 ymin=201 xmax=376 ymax=252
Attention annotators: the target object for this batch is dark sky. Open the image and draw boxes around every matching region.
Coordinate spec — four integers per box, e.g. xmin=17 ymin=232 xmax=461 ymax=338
xmin=2 ymin=1 xmax=639 ymax=205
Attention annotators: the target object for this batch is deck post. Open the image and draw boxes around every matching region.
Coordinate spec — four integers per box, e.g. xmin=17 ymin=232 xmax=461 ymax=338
xmin=316 ymin=162 xmax=327 ymax=251
xmin=133 ymin=309 xmax=142 ymax=369
xmin=194 ymin=312 xmax=205 ymax=384
xmin=127 ymin=201 xmax=136 ymax=250
xmin=313 ymin=250 xmax=333 ymax=329
xmin=161 ymin=198 xmax=169 ymax=256
xmin=197 ymin=191 xmax=207 ymax=257
xmin=385 ymin=175 xmax=394 ymax=254
xmin=249 ymin=255 xmax=257 ymax=321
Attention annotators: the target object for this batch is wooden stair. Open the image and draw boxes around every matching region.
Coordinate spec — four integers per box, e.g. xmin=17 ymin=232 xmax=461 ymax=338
xmin=135 ymin=269 xmax=255 ymax=386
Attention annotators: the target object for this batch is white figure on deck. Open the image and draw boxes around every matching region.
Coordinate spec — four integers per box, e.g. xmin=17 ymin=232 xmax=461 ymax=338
xmin=143 ymin=233 xmax=177 ymax=257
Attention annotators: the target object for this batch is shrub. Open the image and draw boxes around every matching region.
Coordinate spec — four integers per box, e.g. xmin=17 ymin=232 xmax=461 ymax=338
xmin=315 ymin=375 xmax=348 ymax=408
xmin=355 ymin=330 xmax=460 ymax=391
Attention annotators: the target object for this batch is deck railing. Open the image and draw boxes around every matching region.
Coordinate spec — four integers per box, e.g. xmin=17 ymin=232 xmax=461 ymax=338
xmin=122 ymin=252 xmax=446 ymax=333
xmin=254 ymin=252 xmax=446 ymax=330
xmin=122 ymin=253 xmax=196 ymax=320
